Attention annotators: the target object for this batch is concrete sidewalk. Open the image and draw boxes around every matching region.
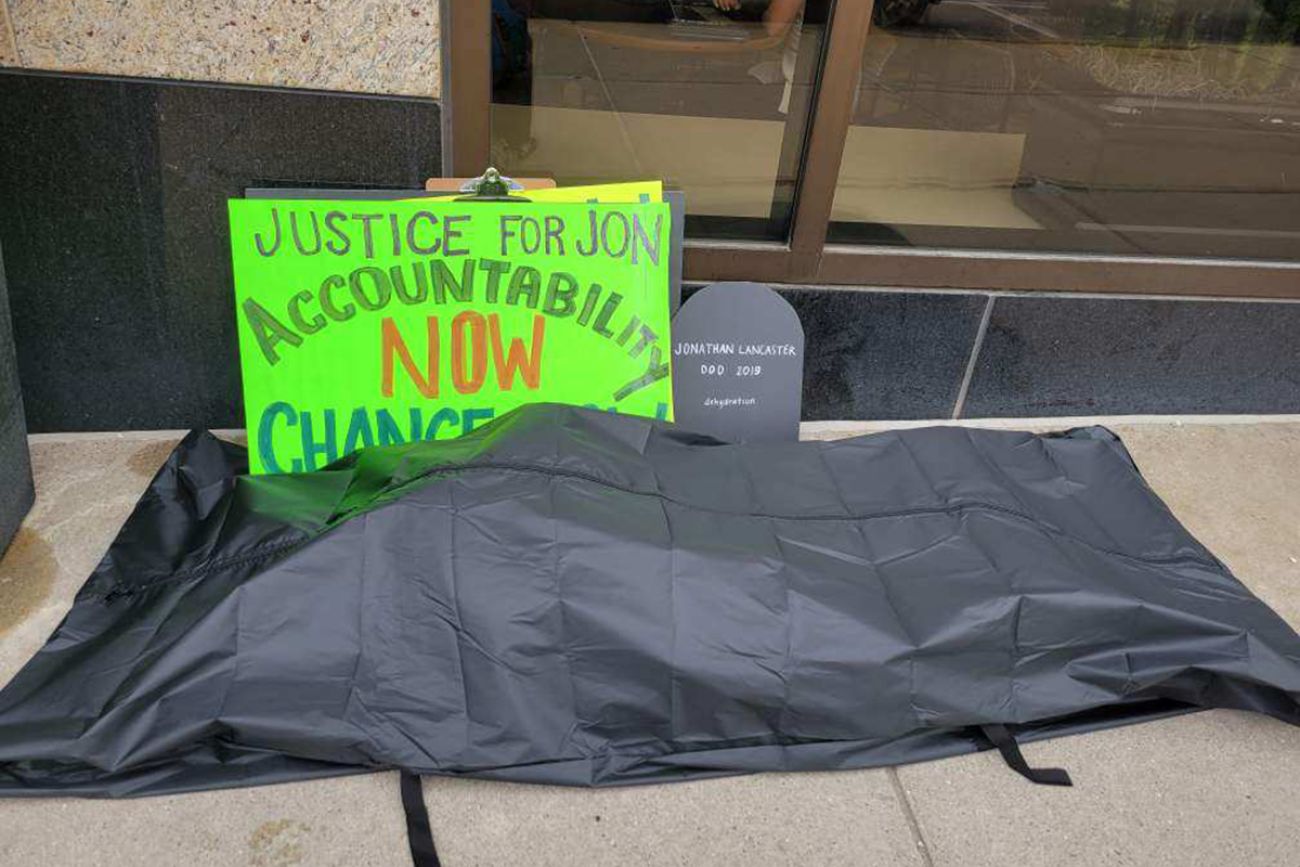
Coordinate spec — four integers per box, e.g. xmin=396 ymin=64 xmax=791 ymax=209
xmin=0 ymin=420 xmax=1297 ymax=866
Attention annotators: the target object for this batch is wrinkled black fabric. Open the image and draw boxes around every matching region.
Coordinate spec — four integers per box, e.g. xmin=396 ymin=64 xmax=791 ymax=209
xmin=0 ymin=403 xmax=1297 ymax=797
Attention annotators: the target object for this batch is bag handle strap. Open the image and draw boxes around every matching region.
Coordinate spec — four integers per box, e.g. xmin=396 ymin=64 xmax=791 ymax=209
xmin=400 ymin=771 xmax=443 ymax=866
xmin=980 ymin=724 xmax=1073 ymax=787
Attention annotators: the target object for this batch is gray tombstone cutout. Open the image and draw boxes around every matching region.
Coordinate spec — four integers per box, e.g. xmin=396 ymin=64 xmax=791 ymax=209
xmin=671 ymin=281 xmax=804 ymax=443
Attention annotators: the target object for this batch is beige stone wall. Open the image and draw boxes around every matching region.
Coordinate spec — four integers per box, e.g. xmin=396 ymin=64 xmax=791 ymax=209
xmin=0 ymin=2 xmax=18 ymax=66
xmin=0 ymin=1 xmax=440 ymax=98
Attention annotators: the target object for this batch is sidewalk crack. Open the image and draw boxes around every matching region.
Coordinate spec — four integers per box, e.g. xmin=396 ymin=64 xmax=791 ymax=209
xmin=888 ymin=766 xmax=935 ymax=867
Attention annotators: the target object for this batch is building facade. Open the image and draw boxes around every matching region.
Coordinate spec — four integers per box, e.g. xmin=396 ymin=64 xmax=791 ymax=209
xmin=1 ymin=0 xmax=1297 ymax=432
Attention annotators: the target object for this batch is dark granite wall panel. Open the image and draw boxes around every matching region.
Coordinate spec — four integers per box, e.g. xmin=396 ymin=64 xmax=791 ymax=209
xmin=785 ymin=288 xmax=987 ymax=420
xmin=0 ymin=244 xmax=34 ymax=554
xmin=0 ymin=70 xmax=440 ymax=432
xmin=963 ymin=296 xmax=1300 ymax=417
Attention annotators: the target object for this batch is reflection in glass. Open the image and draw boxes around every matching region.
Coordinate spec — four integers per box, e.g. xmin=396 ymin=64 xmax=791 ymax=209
xmin=489 ymin=1 xmax=829 ymax=240
xmin=831 ymin=0 xmax=1300 ymax=261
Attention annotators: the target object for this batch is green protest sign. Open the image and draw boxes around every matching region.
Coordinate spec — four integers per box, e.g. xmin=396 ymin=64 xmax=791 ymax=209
xmin=229 ymin=198 xmax=673 ymax=474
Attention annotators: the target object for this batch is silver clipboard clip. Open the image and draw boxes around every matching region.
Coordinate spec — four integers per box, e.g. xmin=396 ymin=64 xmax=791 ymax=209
xmin=455 ymin=168 xmax=532 ymax=202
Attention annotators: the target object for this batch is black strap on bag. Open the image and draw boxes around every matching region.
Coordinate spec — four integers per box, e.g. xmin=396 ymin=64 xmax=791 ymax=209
xmin=979 ymin=724 xmax=1073 ymax=787
xmin=400 ymin=771 xmax=443 ymax=867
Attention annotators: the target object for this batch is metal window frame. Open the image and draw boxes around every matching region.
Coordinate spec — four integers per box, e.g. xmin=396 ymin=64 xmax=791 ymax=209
xmin=441 ymin=0 xmax=1300 ymax=300
xmin=439 ymin=0 xmax=491 ymax=177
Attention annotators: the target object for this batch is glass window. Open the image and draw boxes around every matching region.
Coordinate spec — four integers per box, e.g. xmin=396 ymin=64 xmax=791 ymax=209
xmin=489 ymin=1 xmax=829 ymax=241
xmin=830 ymin=0 xmax=1300 ymax=261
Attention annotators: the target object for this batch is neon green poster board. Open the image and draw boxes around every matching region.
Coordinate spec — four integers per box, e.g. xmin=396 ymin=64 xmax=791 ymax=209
xmin=228 ymin=197 xmax=673 ymax=474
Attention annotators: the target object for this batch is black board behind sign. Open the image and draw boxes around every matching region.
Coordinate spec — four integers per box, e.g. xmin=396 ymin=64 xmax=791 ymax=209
xmin=671 ymin=281 xmax=804 ymax=443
